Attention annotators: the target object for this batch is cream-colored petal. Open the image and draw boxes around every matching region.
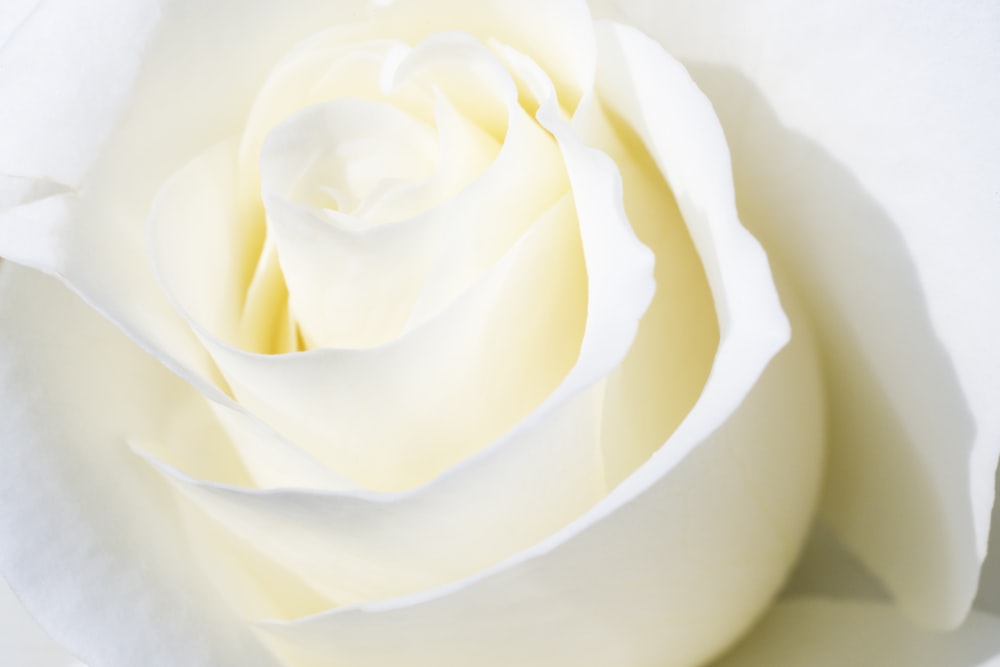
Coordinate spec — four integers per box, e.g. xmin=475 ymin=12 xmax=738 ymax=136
xmin=137 ymin=36 xmax=661 ymax=615
xmin=569 ymin=93 xmax=718 ymax=488
xmin=201 ymin=193 xmax=588 ymax=491
xmin=238 ymin=34 xmax=435 ymax=203
xmin=261 ymin=97 xmax=439 ymax=348
xmin=0 ymin=0 xmax=368 ymax=398
xmin=256 ymin=293 xmax=821 ymax=667
xmin=147 ymin=141 xmax=250 ymax=346
xmin=0 ymin=577 xmax=83 ymax=667
xmin=136 ymin=384 xmax=603 ymax=608
xmin=145 ymin=140 xmax=356 ymax=491
xmin=713 ymin=599 xmax=1000 ymax=667
xmin=390 ymin=34 xmax=569 ymax=327
xmin=251 ymin=32 xmax=818 ymax=667
xmin=0 ymin=264 xmax=278 ymax=667
xmin=611 ymin=0 xmax=1000 ymax=628
xmin=370 ymin=0 xmax=596 ymax=107
xmin=176 ymin=38 xmax=594 ymax=493
xmin=251 ymin=33 xmax=563 ymax=350
xmin=352 ymin=89 xmax=500 ymax=225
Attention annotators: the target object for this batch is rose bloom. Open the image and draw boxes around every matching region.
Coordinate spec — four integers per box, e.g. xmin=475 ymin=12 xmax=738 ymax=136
xmin=0 ymin=0 xmax=998 ymax=665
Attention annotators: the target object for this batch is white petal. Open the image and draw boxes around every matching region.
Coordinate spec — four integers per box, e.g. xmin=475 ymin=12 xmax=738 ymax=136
xmin=137 ymin=32 xmax=658 ymax=611
xmin=135 ymin=385 xmax=604 ymax=608
xmin=255 ymin=296 xmax=822 ymax=667
xmin=371 ymin=0 xmax=596 ymax=106
xmin=0 ymin=0 xmax=368 ymax=398
xmin=0 ymin=0 xmax=41 ymax=49
xmin=171 ymin=190 xmax=590 ymax=491
xmin=0 ymin=264 xmax=278 ymax=667
xmin=0 ymin=185 xmax=72 ymax=275
xmin=566 ymin=80 xmax=718 ymax=490
xmin=713 ymin=599 xmax=1000 ymax=667
xmin=251 ymin=33 xmax=822 ymax=667
xmin=258 ymin=87 xmax=496 ymax=348
xmin=238 ymin=33 xmax=438 ymax=205
xmin=611 ymin=0 xmax=1000 ymax=628
xmin=0 ymin=577 xmax=83 ymax=667
xmin=207 ymin=401 xmax=357 ymax=492
xmin=143 ymin=140 xmax=360 ymax=490
xmin=0 ymin=0 xmax=157 ymax=186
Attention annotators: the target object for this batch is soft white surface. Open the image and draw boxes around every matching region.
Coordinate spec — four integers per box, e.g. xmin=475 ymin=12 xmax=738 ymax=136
xmin=4 ymin=0 xmax=989 ymax=665
xmin=715 ymin=599 xmax=1000 ymax=667
xmin=251 ymin=30 xmax=822 ymax=667
xmin=0 ymin=265 xmax=279 ymax=666
xmin=612 ymin=0 xmax=1000 ymax=628
xmin=0 ymin=578 xmax=83 ymax=667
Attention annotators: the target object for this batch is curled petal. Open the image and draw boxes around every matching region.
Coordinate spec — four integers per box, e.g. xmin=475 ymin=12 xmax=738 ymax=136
xmin=254 ymin=293 xmax=822 ymax=667
xmin=612 ymin=0 xmax=1000 ymax=627
xmin=250 ymin=33 xmax=820 ymax=667
xmin=0 ymin=0 xmax=370 ymax=401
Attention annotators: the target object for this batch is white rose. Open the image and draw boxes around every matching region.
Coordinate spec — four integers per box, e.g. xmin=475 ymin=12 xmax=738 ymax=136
xmin=0 ymin=1 xmax=997 ymax=666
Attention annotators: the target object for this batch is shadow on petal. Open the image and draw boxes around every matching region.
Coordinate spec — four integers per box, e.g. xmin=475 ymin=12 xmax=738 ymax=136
xmin=687 ymin=63 xmax=980 ymax=628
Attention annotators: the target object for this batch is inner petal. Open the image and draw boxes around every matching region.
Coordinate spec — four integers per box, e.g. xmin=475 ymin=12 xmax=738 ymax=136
xmin=206 ymin=193 xmax=588 ymax=492
xmin=263 ymin=97 xmax=438 ymax=219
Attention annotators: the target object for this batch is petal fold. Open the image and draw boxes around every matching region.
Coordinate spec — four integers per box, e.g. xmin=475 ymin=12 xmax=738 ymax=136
xmin=252 ymin=31 xmax=823 ymax=667
xmin=0 ymin=265 xmax=278 ymax=667
xmin=0 ymin=577 xmax=83 ymax=667
xmin=611 ymin=0 xmax=1000 ymax=627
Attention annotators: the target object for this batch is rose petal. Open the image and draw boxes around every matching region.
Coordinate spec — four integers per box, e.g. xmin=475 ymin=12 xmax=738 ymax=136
xmin=370 ymin=0 xmax=596 ymax=107
xmin=567 ymin=88 xmax=718 ymax=489
xmin=138 ymin=35 xmax=659 ymax=607
xmin=0 ymin=0 xmax=368 ymax=399
xmin=252 ymin=95 xmax=442 ymax=350
xmin=256 ymin=40 xmax=520 ymax=349
xmin=0 ymin=0 xmax=157 ymax=186
xmin=247 ymin=34 xmax=822 ymax=667
xmin=254 ymin=294 xmax=821 ymax=667
xmin=136 ymin=385 xmax=604 ymax=608
xmin=238 ymin=33 xmax=438 ymax=206
xmin=713 ymin=599 xmax=1000 ymax=667
xmin=611 ymin=0 xmax=1000 ymax=627
xmin=161 ymin=184 xmax=590 ymax=491
xmin=0 ymin=264 xmax=278 ymax=667
xmin=0 ymin=0 xmax=40 ymax=49
xmin=0 ymin=185 xmax=72 ymax=276
xmin=0 ymin=577 xmax=83 ymax=667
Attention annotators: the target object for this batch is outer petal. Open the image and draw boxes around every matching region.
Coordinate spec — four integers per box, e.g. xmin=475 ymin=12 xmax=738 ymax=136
xmin=0 ymin=578 xmax=83 ymax=666
xmin=713 ymin=599 xmax=1000 ymax=667
xmin=0 ymin=264 xmax=278 ymax=667
xmin=611 ymin=0 xmax=1000 ymax=627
